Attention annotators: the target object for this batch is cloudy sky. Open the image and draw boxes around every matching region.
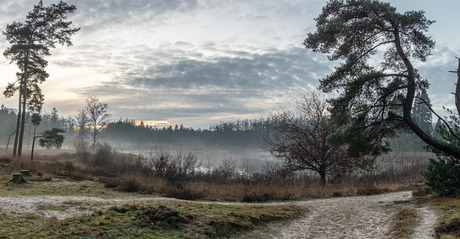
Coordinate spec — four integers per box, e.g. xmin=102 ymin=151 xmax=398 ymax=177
xmin=0 ymin=0 xmax=459 ymax=129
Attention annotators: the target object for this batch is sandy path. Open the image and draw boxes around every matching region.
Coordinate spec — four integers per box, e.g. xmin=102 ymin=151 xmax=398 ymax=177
xmin=412 ymin=205 xmax=437 ymax=239
xmin=246 ymin=191 xmax=437 ymax=239
xmin=0 ymin=191 xmax=437 ymax=238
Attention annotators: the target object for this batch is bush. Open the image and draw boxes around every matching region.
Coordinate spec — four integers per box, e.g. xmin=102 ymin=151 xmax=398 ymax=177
xmin=74 ymin=137 xmax=90 ymax=162
xmin=118 ymin=177 xmax=142 ymax=192
xmin=424 ymin=157 xmax=460 ymax=197
xmin=91 ymin=143 xmax=112 ymax=167
xmin=435 ymin=217 xmax=460 ymax=237
xmin=242 ymin=193 xmax=274 ymax=202
xmin=163 ymin=186 xmax=205 ymax=200
xmin=143 ymin=150 xmax=200 ymax=184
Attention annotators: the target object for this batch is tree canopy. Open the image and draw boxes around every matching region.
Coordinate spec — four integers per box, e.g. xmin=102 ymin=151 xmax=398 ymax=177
xmin=304 ymin=0 xmax=460 ymax=158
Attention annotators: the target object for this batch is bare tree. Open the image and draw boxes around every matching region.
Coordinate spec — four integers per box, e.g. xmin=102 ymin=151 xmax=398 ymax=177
xmin=269 ymin=94 xmax=373 ymax=186
xmin=84 ymin=96 xmax=110 ymax=150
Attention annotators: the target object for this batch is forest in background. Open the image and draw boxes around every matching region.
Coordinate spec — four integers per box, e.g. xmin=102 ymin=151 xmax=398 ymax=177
xmin=0 ymin=89 xmax=439 ymax=154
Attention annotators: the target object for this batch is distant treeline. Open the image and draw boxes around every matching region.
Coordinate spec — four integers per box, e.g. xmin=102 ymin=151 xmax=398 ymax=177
xmin=0 ymin=104 xmax=431 ymax=151
xmin=105 ymin=119 xmax=272 ymax=148
xmin=0 ymin=105 xmax=75 ymax=148
xmin=0 ymin=105 xmax=271 ymax=149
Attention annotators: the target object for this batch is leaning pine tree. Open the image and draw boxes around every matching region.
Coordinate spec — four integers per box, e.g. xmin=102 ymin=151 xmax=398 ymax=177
xmin=305 ymin=0 xmax=460 ymax=194
xmin=3 ymin=0 xmax=79 ymax=157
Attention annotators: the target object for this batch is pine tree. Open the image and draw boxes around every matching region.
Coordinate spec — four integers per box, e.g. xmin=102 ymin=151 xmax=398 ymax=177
xmin=3 ymin=1 xmax=79 ymax=157
xmin=412 ymin=90 xmax=433 ymax=135
xmin=433 ymin=118 xmax=443 ymax=140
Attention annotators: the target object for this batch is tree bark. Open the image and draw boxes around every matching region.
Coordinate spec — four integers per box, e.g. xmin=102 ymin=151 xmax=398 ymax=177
xmin=319 ymin=171 xmax=326 ymax=187
xmin=17 ymin=44 xmax=30 ymax=157
xmin=394 ymin=28 xmax=460 ymax=158
xmin=31 ymin=134 xmax=41 ymax=162
xmin=454 ymin=58 xmax=460 ymax=116
xmin=12 ymin=89 xmax=22 ymax=157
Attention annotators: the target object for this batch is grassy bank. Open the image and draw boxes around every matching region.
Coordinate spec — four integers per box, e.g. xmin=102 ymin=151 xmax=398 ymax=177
xmin=426 ymin=197 xmax=460 ymax=238
xmin=0 ymin=199 xmax=303 ymax=238
xmin=0 ymin=173 xmax=303 ymax=238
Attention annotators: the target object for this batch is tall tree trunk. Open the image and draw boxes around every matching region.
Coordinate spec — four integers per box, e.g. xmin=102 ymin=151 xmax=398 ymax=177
xmin=17 ymin=47 xmax=30 ymax=157
xmin=12 ymin=88 xmax=22 ymax=157
xmin=17 ymin=79 xmax=27 ymax=157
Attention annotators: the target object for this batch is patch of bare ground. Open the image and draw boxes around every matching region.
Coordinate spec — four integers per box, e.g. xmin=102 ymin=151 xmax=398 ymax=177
xmin=244 ymin=191 xmax=438 ymax=239
xmin=0 ymin=196 xmax=167 ymax=220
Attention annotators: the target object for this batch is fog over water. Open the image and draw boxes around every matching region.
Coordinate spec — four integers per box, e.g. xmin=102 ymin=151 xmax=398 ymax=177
xmin=110 ymin=142 xmax=273 ymax=170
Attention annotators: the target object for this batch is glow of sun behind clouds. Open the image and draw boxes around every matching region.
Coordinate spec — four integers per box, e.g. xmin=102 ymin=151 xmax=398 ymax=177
xmin=134 ymin=120 xmax=171 ymax=128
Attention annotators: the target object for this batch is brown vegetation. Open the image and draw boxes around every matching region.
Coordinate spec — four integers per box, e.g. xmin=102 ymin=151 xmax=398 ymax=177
xmin=0 ymin=149 xmax=429 ymax=202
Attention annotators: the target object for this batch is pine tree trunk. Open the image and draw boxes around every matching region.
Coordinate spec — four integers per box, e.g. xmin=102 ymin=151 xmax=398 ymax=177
xmin=17 ymin=85 xmax=27 ymax=157
xmin=12 ymin=89 xmax=22 ymax=157
xmin=17 ymin=49 xmax=30 ymax=157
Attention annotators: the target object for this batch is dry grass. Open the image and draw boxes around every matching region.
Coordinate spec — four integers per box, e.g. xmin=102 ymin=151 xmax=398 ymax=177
xmin=0 ymin=151 xmax=428 ymax=202
xmin=412 ymin=191 xmax=460 ymax=239
xmin=431 ymin=197 xmax=460 ymax=238
xmin=393 ymin=208 xmax=419 ymax=238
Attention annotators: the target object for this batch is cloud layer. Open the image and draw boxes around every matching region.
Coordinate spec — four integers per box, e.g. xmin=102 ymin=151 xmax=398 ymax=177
xmin=0 ymin=0 xmax=459 ymax=128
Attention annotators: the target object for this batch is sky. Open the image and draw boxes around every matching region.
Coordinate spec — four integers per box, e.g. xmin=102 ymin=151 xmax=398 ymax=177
xmin=0 ymin=0 xmax=459 ymax=129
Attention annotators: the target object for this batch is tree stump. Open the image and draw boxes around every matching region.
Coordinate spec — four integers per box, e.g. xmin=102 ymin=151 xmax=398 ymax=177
xmin=20 ymin=170 xmax=31 ymax=176
xmin=10 ymin=173 xmax=26 ymax=184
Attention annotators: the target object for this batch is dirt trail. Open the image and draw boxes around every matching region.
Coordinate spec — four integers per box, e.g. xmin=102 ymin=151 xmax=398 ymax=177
xmin=0 ymin=191 xmax=437 ymax=238
xmin=246 ymin=191 xmax=437 ymax=239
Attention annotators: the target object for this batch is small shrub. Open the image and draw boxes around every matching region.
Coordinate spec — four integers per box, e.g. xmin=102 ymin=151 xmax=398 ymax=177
xmin=74 ymin=137 xmax=90 ymax=162
xmin=118 ymin=178 xmax=141 ymax=192
xmin=435 ymin=218 xmax=460 ymax=237
xmin=164 ymin=187 xmax=205 ymax=201
xmin=357 ymin=186 xmax=389 ymax=196
xmin=144 ymin=150 xmax=200 ymax=184
xmin=100 ymin=177 xmax=119 ymax=188
xmin=242 ymin=193 xmax=274 ymax=202
xmin=424 ymin=157 xmax=460 ymax=197
xmin=137 ymin=205 xmax=185 ymax=229
xmin=332 ymin=191 xmax=343 ymax=197
xmin=64 ymin=161 xmax=75 ymax=175
xmin=91 ymin=143 xmax=112 ymax=167
xmin=412 ymin=186 xmax=432 ymax=197
xmin=0 ymin=157 xmax=12 ymax=164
